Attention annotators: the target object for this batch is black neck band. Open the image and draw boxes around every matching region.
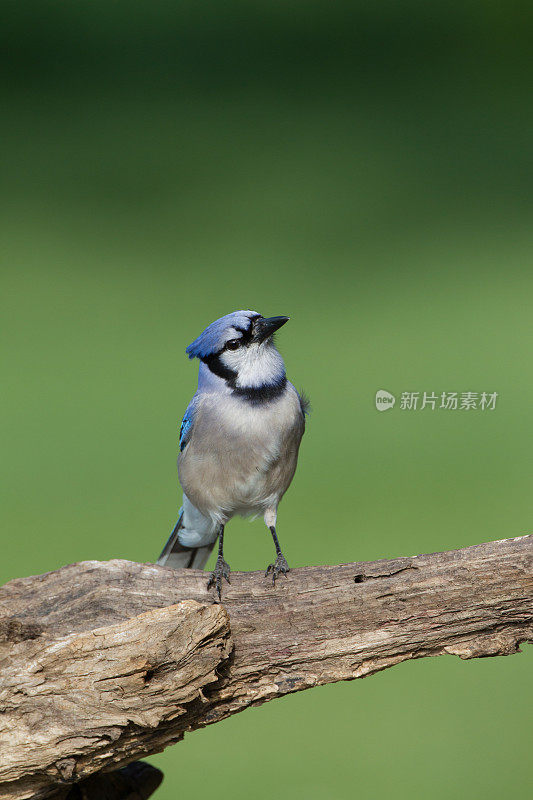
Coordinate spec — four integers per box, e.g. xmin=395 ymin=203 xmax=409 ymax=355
xmin=232 ymin=376 xmax=287 ymax=405
xmin=201 ymin=354 xmax=287 ymax=405
xmin=202 ymin=353 xmax=237 ymax=383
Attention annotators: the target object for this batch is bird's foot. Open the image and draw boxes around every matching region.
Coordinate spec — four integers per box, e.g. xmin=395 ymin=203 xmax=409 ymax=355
xmin=207 ymin=557 xmax=231 ymax=601
xmin=265 ymin=553 xmax=290 ymax=586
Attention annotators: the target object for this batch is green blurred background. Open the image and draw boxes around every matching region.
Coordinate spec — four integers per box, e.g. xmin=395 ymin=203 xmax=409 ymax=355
xmin=2 ymin=2 xmax=532 ymax=797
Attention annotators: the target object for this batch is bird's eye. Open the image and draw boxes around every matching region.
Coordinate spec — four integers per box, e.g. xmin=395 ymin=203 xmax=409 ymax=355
xmin=225 ymin=339 xmax=240 ymax=351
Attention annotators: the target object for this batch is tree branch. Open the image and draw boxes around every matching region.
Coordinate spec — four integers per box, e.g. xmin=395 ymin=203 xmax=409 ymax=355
xmin=1 ymin=535 xmax=531 ymax=800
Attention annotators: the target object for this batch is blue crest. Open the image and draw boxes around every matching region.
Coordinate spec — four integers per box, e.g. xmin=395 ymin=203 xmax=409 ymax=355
xmin=185 ymin=310 xmax=260 ymax=359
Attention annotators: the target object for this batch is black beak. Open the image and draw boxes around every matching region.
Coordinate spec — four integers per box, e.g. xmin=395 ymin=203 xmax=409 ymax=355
xmin=253 ymin=315 xmax=290 ymax=343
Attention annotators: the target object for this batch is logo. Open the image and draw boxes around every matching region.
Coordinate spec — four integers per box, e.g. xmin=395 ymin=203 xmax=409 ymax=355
xmin=374 ymin=389 xmax=498 ymax=412
xmin=375 ymin=389 xmax=396 ymax=411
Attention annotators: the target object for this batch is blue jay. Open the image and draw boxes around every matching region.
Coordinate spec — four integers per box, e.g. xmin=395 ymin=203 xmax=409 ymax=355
xmin=157 ymin=310 xmax=308 ymax=599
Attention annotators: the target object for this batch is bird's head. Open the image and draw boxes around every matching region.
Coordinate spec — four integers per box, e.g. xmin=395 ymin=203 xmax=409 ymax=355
xmin=186 ymin=310 xmax=289 ymax=391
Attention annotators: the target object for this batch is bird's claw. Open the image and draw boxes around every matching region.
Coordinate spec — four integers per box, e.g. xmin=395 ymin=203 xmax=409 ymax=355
xmin=265 ymin=554 xmax=290 ymax=585
xmin=207 ymin=557 xmax=231 ymax=601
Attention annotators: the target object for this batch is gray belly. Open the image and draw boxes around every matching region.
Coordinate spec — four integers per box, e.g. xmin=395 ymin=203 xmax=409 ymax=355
xmin=178 ymin=391 xmax=304 ymax=520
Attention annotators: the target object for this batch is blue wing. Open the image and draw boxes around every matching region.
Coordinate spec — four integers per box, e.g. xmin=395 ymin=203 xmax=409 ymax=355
xmin=179 ymin=400 xmax=196 ymax=452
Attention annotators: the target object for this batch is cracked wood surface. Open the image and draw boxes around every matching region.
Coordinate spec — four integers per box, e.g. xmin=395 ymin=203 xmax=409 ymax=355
xmin=0 ymin=535 xmax=532 ymax=800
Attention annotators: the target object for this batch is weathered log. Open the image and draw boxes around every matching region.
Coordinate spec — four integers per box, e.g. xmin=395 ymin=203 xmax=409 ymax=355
xmin=0 ymin=535 xmax=531 ymax=800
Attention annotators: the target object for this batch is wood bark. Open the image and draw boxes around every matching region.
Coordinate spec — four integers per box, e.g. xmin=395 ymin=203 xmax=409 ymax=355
xmin=0 ymin=535 xmax=531 ymax=800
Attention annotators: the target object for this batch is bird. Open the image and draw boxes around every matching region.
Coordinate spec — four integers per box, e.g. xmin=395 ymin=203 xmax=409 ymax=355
xmin=157 ymin=310 xmax=308 ymax=599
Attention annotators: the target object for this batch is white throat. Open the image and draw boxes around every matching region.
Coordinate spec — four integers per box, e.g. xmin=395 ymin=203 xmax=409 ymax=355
xmin=224 ymin=342 xmax=285 ymax=388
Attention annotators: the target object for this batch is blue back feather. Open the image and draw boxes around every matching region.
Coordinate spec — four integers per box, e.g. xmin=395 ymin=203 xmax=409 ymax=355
xmin=179 ymin=399 xmax=198 ymax=451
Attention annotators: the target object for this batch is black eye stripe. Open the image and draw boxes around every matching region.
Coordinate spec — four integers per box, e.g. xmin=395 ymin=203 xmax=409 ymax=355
xmin=218 ymin=316 xmax=263 ymax=354
xmin=230 ymin=316 xmax=261 ymax=347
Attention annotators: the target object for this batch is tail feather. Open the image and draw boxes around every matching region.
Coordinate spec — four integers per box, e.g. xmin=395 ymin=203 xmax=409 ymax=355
xmin=157 ymin=511 xmax=216 ymax=571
